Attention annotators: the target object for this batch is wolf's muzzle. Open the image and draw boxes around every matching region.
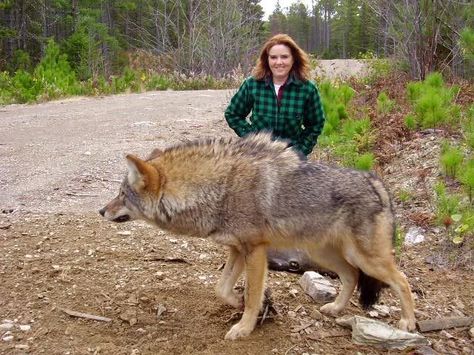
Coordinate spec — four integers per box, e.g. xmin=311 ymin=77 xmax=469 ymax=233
xmin=113 ymin=215 xmax=131 ymax=223
xmin=98 ymin=208 xmax=131 ymax=223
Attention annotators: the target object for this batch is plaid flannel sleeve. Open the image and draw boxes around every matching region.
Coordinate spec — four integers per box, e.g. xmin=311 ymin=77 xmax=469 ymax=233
xmin=224 ymin=79 xmax=256 ymax=137
xmin=295 ymin=83 xmax=325 ymax=155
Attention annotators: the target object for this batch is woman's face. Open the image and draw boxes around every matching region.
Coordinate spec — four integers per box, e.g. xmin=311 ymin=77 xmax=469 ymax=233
xmin=268 ymin=44 xmax=294 ymax=83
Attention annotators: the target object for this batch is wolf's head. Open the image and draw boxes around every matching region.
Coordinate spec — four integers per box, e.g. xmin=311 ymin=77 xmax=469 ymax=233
xmin=99 ymin=154 xmax=166 ymax=223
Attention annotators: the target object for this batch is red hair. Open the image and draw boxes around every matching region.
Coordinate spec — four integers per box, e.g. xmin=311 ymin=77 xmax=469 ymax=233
xmin=252 ymin=34 xmax=311 ymax=81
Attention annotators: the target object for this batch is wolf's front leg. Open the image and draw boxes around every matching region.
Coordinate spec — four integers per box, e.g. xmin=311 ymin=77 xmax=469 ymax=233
xmin=215 ymin=246 xmax=245 ymax=309
xmin=224 ymin=243 xmax=267 ymax=340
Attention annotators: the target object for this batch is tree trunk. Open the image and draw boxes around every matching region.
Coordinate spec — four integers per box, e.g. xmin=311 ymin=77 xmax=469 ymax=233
xmin=71 ymin=0 xmax=79 ymax=33
xmin=101 ymin=0 xmax=111 ymax=77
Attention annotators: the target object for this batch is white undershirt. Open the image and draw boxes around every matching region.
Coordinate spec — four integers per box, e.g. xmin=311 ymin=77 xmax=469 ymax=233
xmin=274 ymin=83 xmax=282 ymax=95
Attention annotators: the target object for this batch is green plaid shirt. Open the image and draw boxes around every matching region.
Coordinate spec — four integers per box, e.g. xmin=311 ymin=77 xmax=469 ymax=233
xmin=225 ymin=74 xmax=325 ymax=155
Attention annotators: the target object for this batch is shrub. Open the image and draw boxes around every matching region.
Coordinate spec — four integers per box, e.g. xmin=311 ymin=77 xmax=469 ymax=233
xmin=34 ymin=39 xmax=81 ymax=100
xmin=12 ymin=70 xmax=41 ymax=103
xmin=406 ymin=72 xmax=460 ymax=129
xmin=459 ymin=160 xmax=474 ymax=203
xmin=318 ymin=81 xmax=376 ymax=170
xmin=404 ymin=114 xmax=417 ymax=130
xmin=354 ymin=153 xmax=375 ymax=171
xmin=376 ymin=91 xmax=395 ymax=114
xmin=146 ymin=74 xmax=172 ymax=90
xmin=0 ymin=71 xmax=14 ymax=104
xmin=440 ymin=142 xmax=464 ymax=178
xmin=463 ymin=105 xmax=474 ymax=149
xmin=434 ymin=182 xmax=461 ymax=227
xmin=397 ymin=189 xmax=413 ymax=203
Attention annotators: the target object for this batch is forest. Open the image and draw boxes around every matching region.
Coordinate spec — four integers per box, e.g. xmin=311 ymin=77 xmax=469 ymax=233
xmin=0 ymin=0 xmax=473 ymax=95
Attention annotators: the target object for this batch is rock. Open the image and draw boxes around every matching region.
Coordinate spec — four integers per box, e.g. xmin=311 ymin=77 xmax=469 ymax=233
xmin=310 ymin=309 xmax=323 ymax=320
xmin=432 ymin=340 xmax=447 ymax=353
xmin=373 ymin=305 xmax=391 ymax=317
xmin=19 ymin=324 xmax=31 ymax=331
xmin=119 ymin=309 xmax=138 ymax=326
xmin=117 ymin=231 xmax=132 ymax=236
xmin=156 ymin=304 xmax=166 ymax=319
xmin=336 ymin=315 xmax=430 ymax=350
xmin=1 ymin=331 xmax=13 ymax=342
xmin=368 ymin=310 xmax=379 ymax=318
xmin=0 ymin=323 xmax=14 ymax=331
xmin=289 ymin=288 xmax=299 ymax=297
xmin=413 ymin=346 xmax=437 ymax=355
xmin=469 ymin=327 xmax=474 ymax=340
xmin=404 ymin=227 xmax=425 ymax=245
xmin=198 ymin=253 xmax=209 ymax=260
xmin=440 ymin=330 xmax=454 ymax=339
xmin=298 ymin=271 xmax=336 ymax=303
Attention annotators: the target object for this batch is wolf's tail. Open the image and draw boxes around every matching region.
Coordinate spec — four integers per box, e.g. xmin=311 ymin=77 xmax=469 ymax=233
xmin=357 ymin=271 xmax=387 ymax=309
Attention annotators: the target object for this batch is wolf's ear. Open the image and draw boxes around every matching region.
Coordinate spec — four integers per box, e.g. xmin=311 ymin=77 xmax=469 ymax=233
xmin=146 ymin=148 xmax=163 ymax=161
xmin=125 ymin=154 xmax=164 ymax=192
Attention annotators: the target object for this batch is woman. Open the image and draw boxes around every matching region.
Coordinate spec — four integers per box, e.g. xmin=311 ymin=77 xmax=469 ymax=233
xmin=225 ymin=33 xmax=325 ymax=156
xmin=225 ymin=34 xmax=326 ymax=272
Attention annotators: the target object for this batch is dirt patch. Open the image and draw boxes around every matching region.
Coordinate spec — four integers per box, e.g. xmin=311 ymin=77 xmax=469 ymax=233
xmin=314 ymin=59 xmax=372 ymax=80
xmin=0 ymin=90 xmax=473 ymax=354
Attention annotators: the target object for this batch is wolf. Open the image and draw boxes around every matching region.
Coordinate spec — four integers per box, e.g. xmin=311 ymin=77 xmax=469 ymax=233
xmin=99 ymin=132 xmax=416 ymax=340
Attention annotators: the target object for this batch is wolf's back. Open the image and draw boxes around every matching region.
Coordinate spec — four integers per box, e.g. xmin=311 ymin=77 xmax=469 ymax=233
xmin=263 ymin=160 xmax=395 ymax=245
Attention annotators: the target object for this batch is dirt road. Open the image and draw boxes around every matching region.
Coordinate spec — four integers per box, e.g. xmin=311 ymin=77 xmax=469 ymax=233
xmin=0 ymin=90 xmax=234 ymax=214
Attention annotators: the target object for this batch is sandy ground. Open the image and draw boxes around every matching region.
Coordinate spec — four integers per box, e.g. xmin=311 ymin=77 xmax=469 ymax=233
xmin=0 ymin=89 xmax=473 ymax=354
xmin=314 ymin=59 xmax=372 ymax=80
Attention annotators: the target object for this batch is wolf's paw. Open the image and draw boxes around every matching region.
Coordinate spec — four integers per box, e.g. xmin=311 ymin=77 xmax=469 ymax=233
xmin=224 ymin=322 xmax=254 ymax=340
xmin=217 ymin=291 xmax=243 ymax=309
xmin=398 ymin=317 xmax=416 ymax=332
xmin=320 ymin=302 xmax=342 ymax=316
xmin=224 ymin=293 xmax=244 ymax=310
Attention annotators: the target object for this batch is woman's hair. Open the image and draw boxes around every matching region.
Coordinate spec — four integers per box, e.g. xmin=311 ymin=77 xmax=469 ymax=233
xmin=252 ymin=33 xmax=311 ymax=81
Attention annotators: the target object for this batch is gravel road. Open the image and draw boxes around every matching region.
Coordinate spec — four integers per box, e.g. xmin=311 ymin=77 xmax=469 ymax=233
xmin=0 ymin=90 xmax=233 ymax=214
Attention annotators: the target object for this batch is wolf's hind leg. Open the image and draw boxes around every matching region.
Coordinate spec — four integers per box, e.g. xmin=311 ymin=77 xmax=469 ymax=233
xmin=308 ymin=246 xmax=359 ymax=316
xmin=225 ymin=243 xmax=267 ymax=340
xmin=216 ymin=246 xmax=245 ymax=309
xmin=356 ymin=256 xmax=416 ymax=331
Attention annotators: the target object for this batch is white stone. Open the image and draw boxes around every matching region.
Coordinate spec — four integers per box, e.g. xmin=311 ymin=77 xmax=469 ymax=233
xmin=373 ymin=305 xmax=391 ymax=316
xmin=298 ymin=271 xmax=336 ymax=303
xmin=15 ymin=345 xmax=30 ymax=350
xmin=336 ymin=315 xmax=429 ymax=350
xmin=0 ymin=323 xmax=14 ymax=331
xmin=404 ymin=227 xmax=425 ymax=245
xmin=19 ymin=324 xmax=31 ymax=331
xmin=368 ymin=310 xmax=379 ymax=318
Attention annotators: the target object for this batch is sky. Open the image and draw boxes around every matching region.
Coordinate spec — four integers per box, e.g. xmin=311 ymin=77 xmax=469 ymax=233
xmin=259 ymin=0 xmax=314 ymax=20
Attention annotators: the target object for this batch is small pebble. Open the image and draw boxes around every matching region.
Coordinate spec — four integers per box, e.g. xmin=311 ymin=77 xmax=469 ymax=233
xmin=0 ymin=323 xmax=14 ymax=331
xmin=19 ymin=324 xmax=31 ymax=332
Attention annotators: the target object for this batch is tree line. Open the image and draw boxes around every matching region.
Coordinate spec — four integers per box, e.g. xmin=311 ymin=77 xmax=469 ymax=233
xmin=0 ymin=0 xmax=473 ymax=81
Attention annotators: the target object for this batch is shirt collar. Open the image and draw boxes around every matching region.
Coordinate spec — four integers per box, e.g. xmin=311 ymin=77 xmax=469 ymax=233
xmin=264 ymin=71 xmax=302 ymax=87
